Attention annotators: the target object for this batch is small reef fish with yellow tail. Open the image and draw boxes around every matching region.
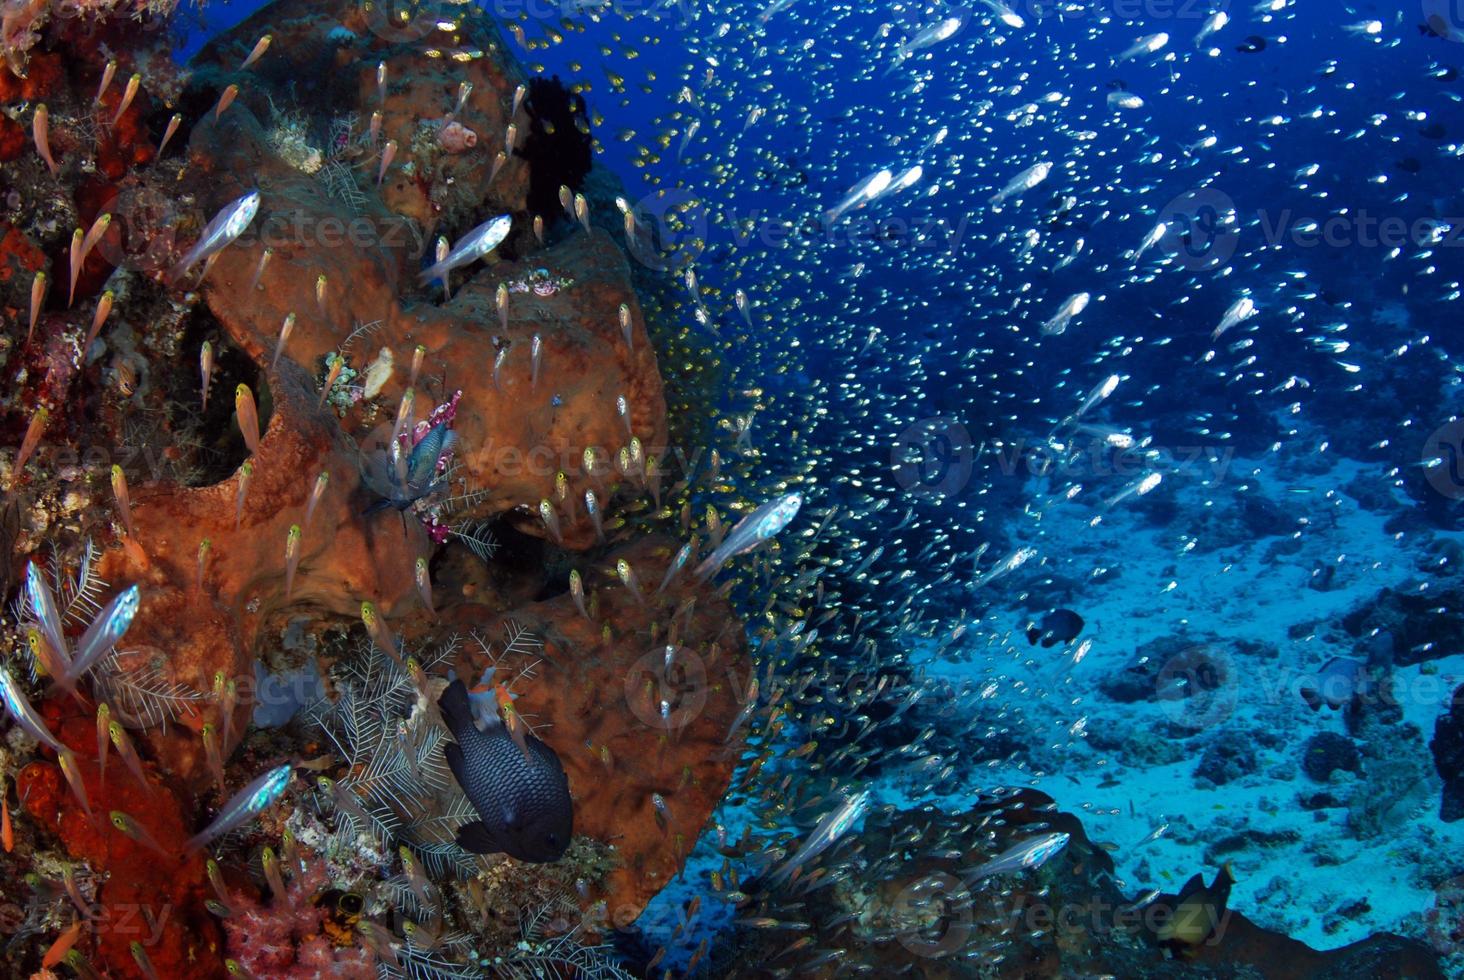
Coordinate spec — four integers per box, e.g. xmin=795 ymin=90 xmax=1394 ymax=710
xmin=1156 ymin=864 xmax=1236 ymax=954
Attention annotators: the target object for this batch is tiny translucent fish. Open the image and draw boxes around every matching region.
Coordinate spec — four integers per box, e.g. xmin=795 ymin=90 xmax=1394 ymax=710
xmin=109 ymin=811 xmax=171 ymax=859
xmin=235 ymin=460 xmax=253 ymax=529
xmin=315 ymin=273 xmax=329 ymax=320
xmin=95 ymin=60 xmax=117 ymax=103
xmin=585 ymin=490 xmax=604 ymax=542
xmin=320 ymin=354 xmax=344 ymax=408
xmin=214 ymin=83 xmax=238 ymax=121
xmin=569 ymin=569 xmax=590 ymax=620
xmin=1195 ymin=10 xmax=1229 ymax=46
xmin=218 ymin=674 xmax=239 ymax=750
xmin=657 ymin=542 xmax=694 ymax=594
xmin=489 ymin=151 xmax=506 ymax=185
xmin=202 ymin=724 xmax=225 ymax=792
xmin=65 ymin=585 xmax=140 ymax=685
xmin=454 ymin=80 xmax=474 ymax=117
xmin=157 ymin=113 xmax=183 ymax=157
xmin=417 ymin=214 xmax=511 ymax=285
xmin=80 ymin=212 xmax=112 ymax=266
xmin=356 ymin=920 xmax=402 ymax=969
xmin=170 ymin=190 xmax=261 ymax=284
xmin=109 ymin=720 xmax=148 ymax=787
xmin=505 ymin=123 xmax=518 ymax=150
xmin=415 ymin=557 xmax=436 ymax=617
xmin=497 ymin=283 xmax=509 ymax=331
xmin=1116 ymin=31 xmax=1169 ymax=64
xmin=409 ymin=345 xmax=425 ymax=390
xmin=1041 ymin=292 xmax=1090 ymax=337
xmin=200 ymin=341 xmax=215 ymax=410
xmin=361 ymin=601 xmax=402 ymax=664
xmin=26 ymin=628 xmax=67 ymax=683
xmin=766 ymin=789 xmax=870 ymax=887
xmin=493 ymin=348 xmax=508 ymax=390
xmin=304 ymin=471 xmax=329 ymax=532
xmin=617 ymin=559 xmax=645 ymax=606
xmin=695 ymin=492 xmax=803 ymax=580
xmin=130 ymin=941 xmax=160 ymax=980
xmin=616 ymin=395 xmax=632 ymax=437
xmin=82 ymin=290 xmax=114 ymax=351
xmin=392 ymin=387 xmax=415 ymax=446
xmin=1212 ymin=296 xmax=1257 ymax=341
xmin=33 ymin=104 xmax=57 ymax=175
xmin=734 ymin=289 xmax=752 ymax=327
xmin=193 ymin=539 xmax=210 ymax=592
xmin=206 ymin=858 xmax=231 ymax=909
xmin=66 ymin=227 xmax=84 ymax=307
xmin=42 ymin=923 xmax=83 ymax=970
xmin=240 ymin=34 xmax=272 ymax=70
xmin=403 ymin=918 xmax=442 ymax=950
xmin=398 ymin=845 xmax=435 ymax=908
xmin=186 ymin=763 xmax=294 ymax=853
xmin=0 ymin=663 xmax=64 ymax=752
xmin=270 ymin=312 xmax=294 ymax=370
xmin=376 ymin=60 xmax=388 ymax=102
xmin=13 ymin=406 xmax=48 ymax=481
xmin=574 ymin=193 xmax=591 ymax=233
xmin=511 ymin=82 xmax=526 ymax=117
xmin=110 ymin=74 xmax=140 ymax=129
xmin=58 ymin=750 xmax=93 ymax=821
xmin=619 ymin=303 xmax=633 ymax=350
xmin=283 ymin=525 xmax=302 ymax=598
xmin=533 ymin=215 xmax=544 ymax=244
xmin=110 ymin=465 xmax=135 ymax=537
xmin=1071 ymin=374 xmax=1120 ymax=423
xmin=95 ymin=703 xmax=111 ymax=791
xmin=262 ymin=846 xmax=286 ymax=897
xmin=235 ymin=384 xmax=260 ymax=453
xmin=962 ymin=831 xmax=1070 ymax=882
xmin=22 ymin=562 xmax=66 ymax=667
xmin=28 ymin=271 xmax=46 ymax=342
xmin=378 ymin=140 xmax=398 ymax=186
xmin=989 ymin=161 xmax=1051 ymax=206
xmin=540 ymin=499 xmax=563 ymax=545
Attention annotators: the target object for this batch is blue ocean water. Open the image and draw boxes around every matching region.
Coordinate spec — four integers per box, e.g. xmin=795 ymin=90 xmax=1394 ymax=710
xmin=8 ymin=0 xmax=1464 ymax=975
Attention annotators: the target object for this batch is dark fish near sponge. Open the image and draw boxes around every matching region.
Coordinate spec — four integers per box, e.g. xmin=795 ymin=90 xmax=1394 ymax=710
xmin=1299 ymin=657 xmax=1365 ymax=711
xmin=439 ymin=679 xmax=572 ymax=863
xmin=1156 ymin=864 xmax=1235 ymax=949
xmin=1026 ymin=608 xmax=1085 ymax=648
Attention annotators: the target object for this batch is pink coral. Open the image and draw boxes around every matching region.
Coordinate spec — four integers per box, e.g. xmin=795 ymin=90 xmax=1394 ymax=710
xmin=437 ymin=119 xmax=477 ymax=153
xmin=222 ymin=852 xmax=376 ymax=978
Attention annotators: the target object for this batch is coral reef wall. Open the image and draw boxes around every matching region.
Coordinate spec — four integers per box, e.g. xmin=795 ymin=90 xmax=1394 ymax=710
xmin=0 ymin=0 xmax=744 ymax=976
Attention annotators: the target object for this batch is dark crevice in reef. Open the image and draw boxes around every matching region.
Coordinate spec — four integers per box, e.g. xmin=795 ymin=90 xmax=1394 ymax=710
xmin=150 ymin=309 xmax=270 ymax=488
xmin=520 ymin=75 xmax=593 ymax=222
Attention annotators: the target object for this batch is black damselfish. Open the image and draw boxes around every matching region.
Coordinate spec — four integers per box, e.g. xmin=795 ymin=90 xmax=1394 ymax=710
xmin=439 ymin=679 xmax=573 ymax=863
